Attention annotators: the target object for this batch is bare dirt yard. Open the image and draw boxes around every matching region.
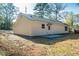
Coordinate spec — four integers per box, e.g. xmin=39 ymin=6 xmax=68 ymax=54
xmin=0 ymin=32 xmax=79 ymax=56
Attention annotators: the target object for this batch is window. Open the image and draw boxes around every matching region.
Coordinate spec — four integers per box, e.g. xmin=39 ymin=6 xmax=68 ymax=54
xmin=48 ymin=26 xmax=50 ymax=30
xmin=42 ymin=24 xmax=45 ymax=29
xmin=65 ymin=26 xmax=68 ymax=31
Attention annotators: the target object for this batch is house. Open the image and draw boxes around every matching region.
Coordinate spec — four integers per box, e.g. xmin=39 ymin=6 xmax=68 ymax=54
xmin=13 ymin=13 xmax=69 ymax=36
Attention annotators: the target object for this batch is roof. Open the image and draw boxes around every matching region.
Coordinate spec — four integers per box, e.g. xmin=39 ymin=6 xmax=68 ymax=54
xmin=18 ymin=13 xmax=67 ymax=25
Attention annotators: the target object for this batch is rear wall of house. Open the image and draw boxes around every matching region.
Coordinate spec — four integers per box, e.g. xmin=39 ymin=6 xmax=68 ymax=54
xmin=29 ymin=21 xmax=69 ymax=36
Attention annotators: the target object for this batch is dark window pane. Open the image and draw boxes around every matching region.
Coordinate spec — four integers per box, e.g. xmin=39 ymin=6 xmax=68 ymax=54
xmin=42 ymin=24 xmax=45 ymax=29
xmin=48 ymin=26 xmax=50 ymax=30
xmin=65 ymin=26 xmax=67 ymax=31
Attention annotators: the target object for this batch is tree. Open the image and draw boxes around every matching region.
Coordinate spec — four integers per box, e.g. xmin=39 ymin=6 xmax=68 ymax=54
xmin=33 ymin=3 xmax=51 ymax=18
xmin=0 ymin=16 xmax=4 ymax=29
xmin=33 ymin=3 xmax=66 ymax=20
xmin=0 ymin=3 xmax=19 ymax=30
xmin=75 ymin=14 xmax=79 ymax=23
xmin=50 ymin=3 xmax=66 ymax=20
xmin=65 ymin=12 xmax=75 ymax=29
xmin=58 ymin=11 xmax=69 ymax=20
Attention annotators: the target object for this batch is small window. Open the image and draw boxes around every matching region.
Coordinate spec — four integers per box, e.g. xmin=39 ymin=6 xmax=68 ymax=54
xmin=42 ymin=24 xmax=45 ymax=29
xmin=65 ymin=26 xmax=67 ymax=31
xmin=48 ymin=26 xmax=50 ymax=30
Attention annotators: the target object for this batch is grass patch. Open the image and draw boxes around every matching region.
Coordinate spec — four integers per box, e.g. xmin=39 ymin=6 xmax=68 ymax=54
xmin=0 ymin=33 xmax=79 ymax=56
xmin=0 ymin=33 xmax=47 ymax=56
xmin=47 ymin=34 xmax=79 ymax=56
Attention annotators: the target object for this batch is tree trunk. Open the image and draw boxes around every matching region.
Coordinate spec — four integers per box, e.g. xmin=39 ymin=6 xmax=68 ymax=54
xmin=56 ymin=12 xmax=57 ymax=20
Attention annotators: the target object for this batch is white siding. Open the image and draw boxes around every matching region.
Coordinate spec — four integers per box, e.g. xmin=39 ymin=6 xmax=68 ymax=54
xmin=13 ymin=16 xmax=32 ymax=36
xmin=29 ymin=21 xmax=69 ymax=36
xmin=50 ymin=24 xmax=69 ymax=34
xmin=30 ymin=21 xmax=48 ymax=36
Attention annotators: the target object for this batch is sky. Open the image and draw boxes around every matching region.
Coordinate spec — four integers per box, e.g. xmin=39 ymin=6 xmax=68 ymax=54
xmin=14 ymin=3 xmax=79 ymax=14
xmin=14 ymin=3 xmax=35 ymax=14
xmin=65 ymin=3 xmax=79 ymax=14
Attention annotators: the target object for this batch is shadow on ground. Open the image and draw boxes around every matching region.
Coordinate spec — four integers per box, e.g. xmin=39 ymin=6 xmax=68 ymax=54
xmin=15 ymin=33 xmax=79 ymax=45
